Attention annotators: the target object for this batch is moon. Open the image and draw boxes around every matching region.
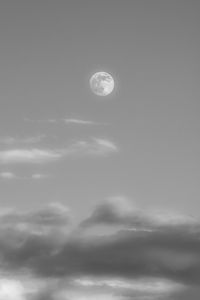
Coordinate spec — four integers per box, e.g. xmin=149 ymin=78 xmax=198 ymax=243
xmin=90 ymin=72 xmax=115 ymax=96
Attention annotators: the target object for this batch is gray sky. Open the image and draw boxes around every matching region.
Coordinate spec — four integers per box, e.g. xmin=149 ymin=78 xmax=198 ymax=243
xmin=0 ymin=1 xmax=200 ymax=299
xmin=0 ymin=0 xmax=200 ymax=219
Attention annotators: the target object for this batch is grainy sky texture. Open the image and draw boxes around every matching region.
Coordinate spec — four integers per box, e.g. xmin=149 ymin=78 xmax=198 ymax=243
xmin=0 ymin=0 xmax=200 ymax=299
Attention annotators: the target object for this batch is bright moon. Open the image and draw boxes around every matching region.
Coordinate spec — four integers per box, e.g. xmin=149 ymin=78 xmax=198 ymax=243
xmin=90 ymin=72 xmax=115 ymax=96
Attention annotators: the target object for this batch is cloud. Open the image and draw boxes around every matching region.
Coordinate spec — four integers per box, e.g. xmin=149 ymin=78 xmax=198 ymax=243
xmin=0 ymin=149 xmax=64 ymax=164
xmin=0 ymin=201 xmax=199 ymax=287
xmin=80 ymin=196 xmax=136 ymax=227
xmin=0 ymin=172 xmax=18 ymax=179
xmin=0 ymin=135 xmax=45 ymax=145
xmin=0 ymin=275 xmax=186 ymax=300
xmin=24 ymin=118 xmax=57 ymax=123
xmin=0 ymin=201 xmax=199 ymax=299
xmin=0 ymin=279 xmax=25 ymax=300
xmin=64 ymin=118 xmax=99 ymax=125
xmin=31 ymin=174 xmax=51 ymax=180
xmin=25 ymin=117 xmax=107 ymax=126
xmin=36 ymin=227 xmax=199 ymax=285
xmin=80 ymin=196 xmax=198 ymax=232
xmin=0 ymin=203 xmax=70 ymax=230
xmin=0 ymin=172 xmax=51 ymax=180
xmin=0 ymin=203 xmax=71 ymax=251
xmin=0 ymin=138 xmax=118 ymax=164
xmin=68 ymin=138 xmax=118 ymax=156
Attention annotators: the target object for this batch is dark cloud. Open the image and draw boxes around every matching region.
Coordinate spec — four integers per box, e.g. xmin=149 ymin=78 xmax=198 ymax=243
xmin=28 ymin=229 xmax=200 ymax=286
xmin=0 ymin=201 xmax=200 ymax=291
xmin=173 ymin=286 xmax=200 ymax=300
xmin=0 ymin=203 xmax=71 ymax=272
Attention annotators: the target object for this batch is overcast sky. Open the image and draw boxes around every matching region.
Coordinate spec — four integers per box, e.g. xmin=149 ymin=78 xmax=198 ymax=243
xmin=0 ymin=1 xmax=200 ymax=299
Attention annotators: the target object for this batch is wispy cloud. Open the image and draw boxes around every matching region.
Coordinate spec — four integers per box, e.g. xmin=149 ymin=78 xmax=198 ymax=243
xmin=31 ymin=173 xmax=51 ymax=179
xmin=68 ymin=138 xmax=118 ymax=156
xmin=25 ymin=117 xmax=57 ymax=123
xmin=0 ymin=149 xmax=63 ymax=164
xmin=0 ymin=138 xmax=118 ymax=164
xmin=0 ymin=135 xmax=45 ymax=145
xmin=63 ymin=118 xmax=108 ymax=125
xmin=0 ymin=172 xmax=17 ymax=179
xmin=0 ymin=172 xmax=51 ymax=180
xmin=25 ymin=117 xmax=108 ymax=126
xmin=64 ymin=118 xmax=92 ymax=125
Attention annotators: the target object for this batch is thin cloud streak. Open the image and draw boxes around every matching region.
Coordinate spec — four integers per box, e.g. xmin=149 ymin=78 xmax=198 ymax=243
xmin=0 ymin=135 xmax=45 ymax=145
xmin=25 ymin=117 xmax=108 ymax=126
xmin=69 ymin=138 xmax=118 ymax=156
xmin=0 ymin=149 xmax=63 ymax=164
xmin=24 ymin=118 xmax=57 ymax=123
xmin=73 ymin=276 xmax=182 ymax=294
xmin=64 ymin=118 xmax=100 ymax=125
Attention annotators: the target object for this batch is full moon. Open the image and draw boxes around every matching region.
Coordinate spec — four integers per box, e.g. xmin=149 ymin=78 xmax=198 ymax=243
xmin=90 ymin=72 xmax=115 ymax=96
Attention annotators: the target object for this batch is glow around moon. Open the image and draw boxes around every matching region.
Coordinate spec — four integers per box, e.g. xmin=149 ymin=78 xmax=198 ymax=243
xmin=90 ymin=72 xmax=115 ymax=96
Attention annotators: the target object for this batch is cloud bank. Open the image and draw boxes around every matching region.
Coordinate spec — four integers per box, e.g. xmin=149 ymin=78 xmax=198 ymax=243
xmin=0 ymin=198 xmax=199 ymax=299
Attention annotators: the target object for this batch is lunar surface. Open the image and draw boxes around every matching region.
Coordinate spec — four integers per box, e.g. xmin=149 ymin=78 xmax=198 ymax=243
xmin=90 ymin=72 xmax=115 ymax=96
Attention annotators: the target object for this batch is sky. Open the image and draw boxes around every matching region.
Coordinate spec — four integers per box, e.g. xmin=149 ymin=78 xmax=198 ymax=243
xmin=0 ymin=0 xmax=200 ymax=299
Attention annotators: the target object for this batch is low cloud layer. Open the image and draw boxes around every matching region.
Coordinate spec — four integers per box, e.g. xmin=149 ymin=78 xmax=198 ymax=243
xmin=0 ymin=199 xmax=199 ymax=299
